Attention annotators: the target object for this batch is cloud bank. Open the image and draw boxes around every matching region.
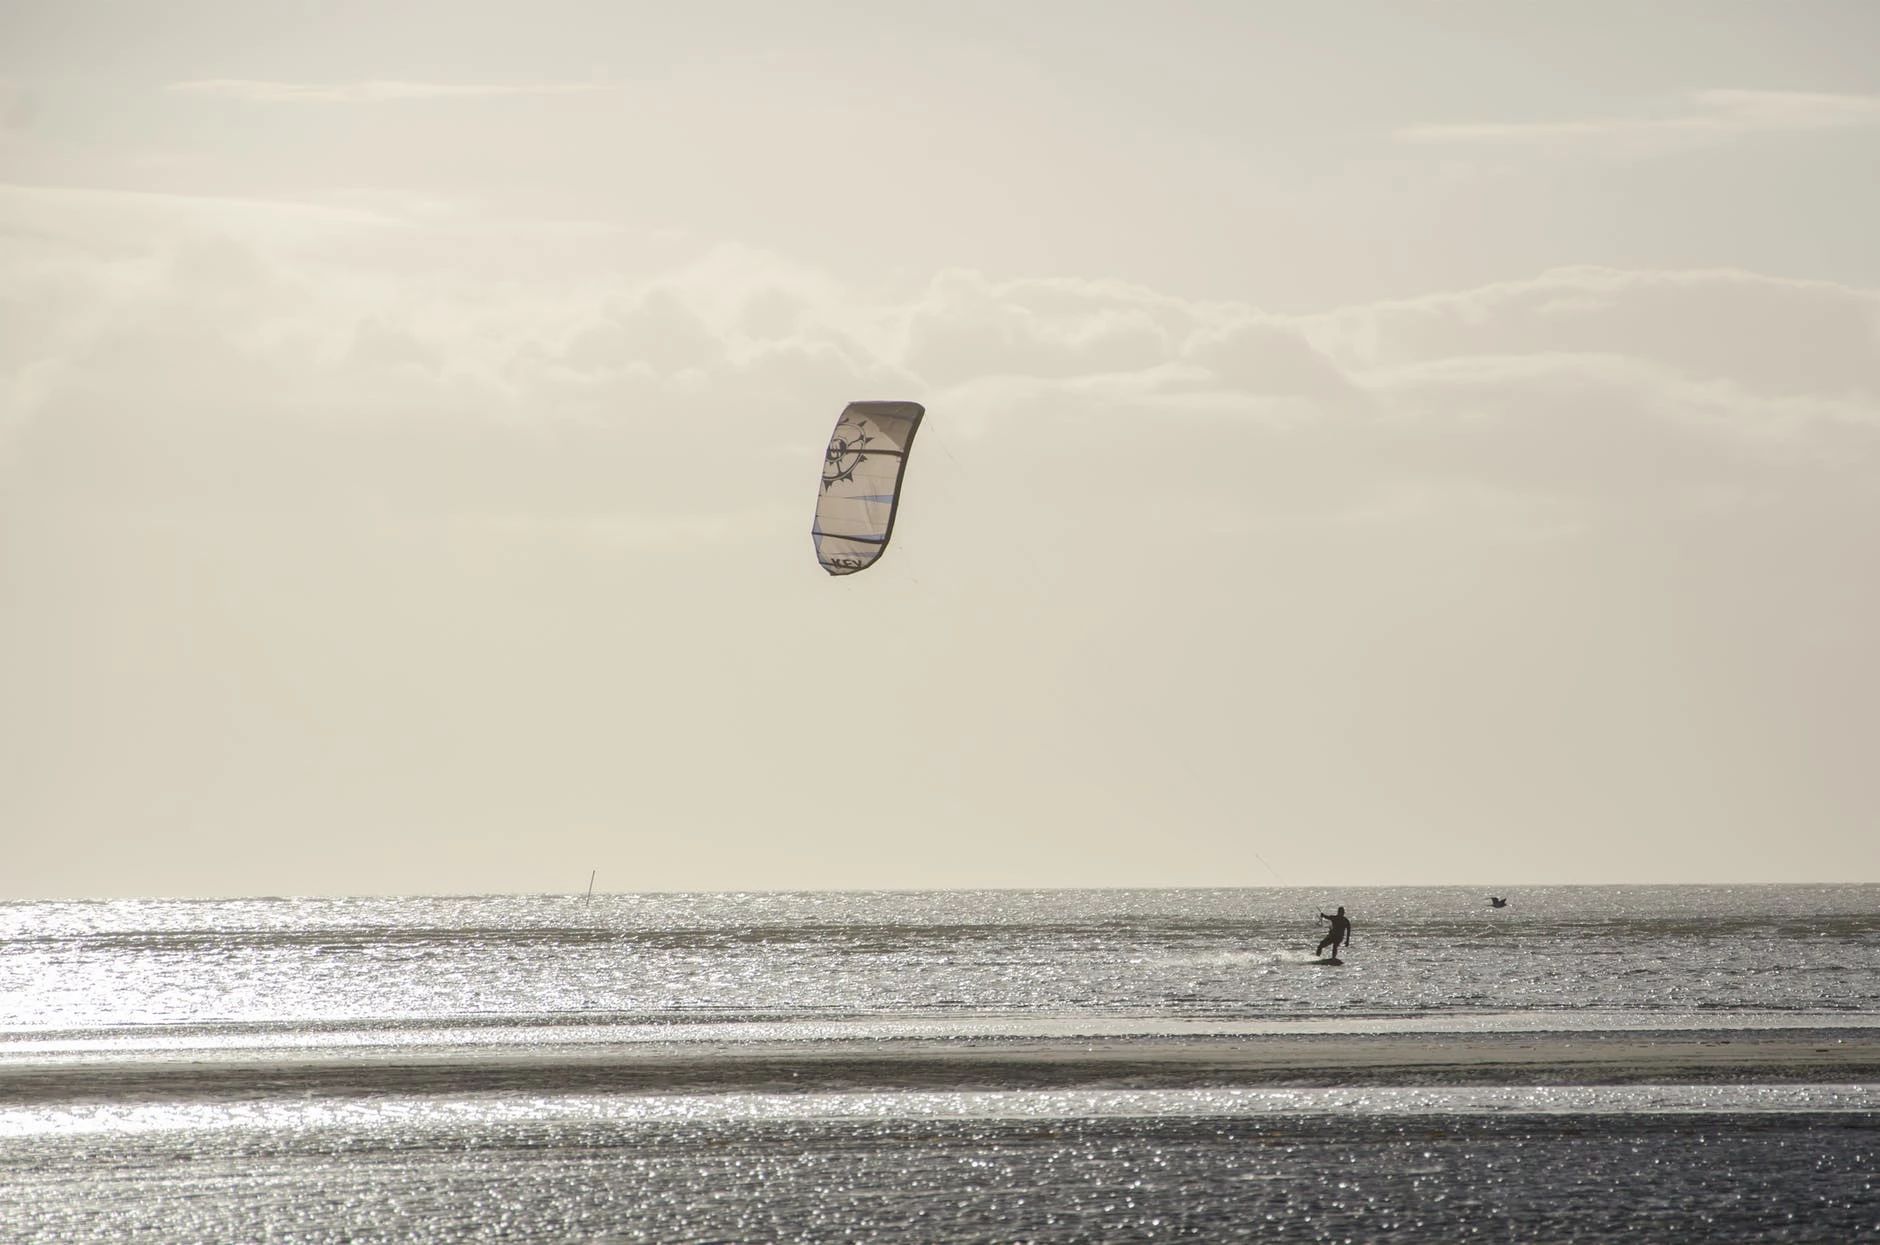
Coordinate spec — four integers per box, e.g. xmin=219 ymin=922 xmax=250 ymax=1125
xmin=167 ymin=79 xmax=611 ymax=104
xmin=4 ymin=180 xmax=1875 ymax=535
xmin=1399 ymin=89 xmax=1880 ymax=148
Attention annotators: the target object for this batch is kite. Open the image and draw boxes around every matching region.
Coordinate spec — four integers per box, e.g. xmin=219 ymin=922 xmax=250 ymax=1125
xmin=811 ymin=400 xmax=925 ymax=576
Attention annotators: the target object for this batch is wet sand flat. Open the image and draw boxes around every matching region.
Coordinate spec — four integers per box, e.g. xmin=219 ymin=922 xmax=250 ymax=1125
xmin=4 ymin=1029 xmax=1876 ymax=1104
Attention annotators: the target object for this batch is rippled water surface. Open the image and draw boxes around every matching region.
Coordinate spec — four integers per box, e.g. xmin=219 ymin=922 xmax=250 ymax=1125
xmin=7 ymin=1112 xmax=1875 ymax=1243
xmin=3 ymin=885 xmax=1876 ymax=1241
xmin=6 ymin=885 xmax=1878 ymax=1029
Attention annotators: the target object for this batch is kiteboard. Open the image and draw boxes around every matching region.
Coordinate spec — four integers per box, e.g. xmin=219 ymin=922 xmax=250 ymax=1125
xmin=1314 ymin=957 xmax=1344 ymax=967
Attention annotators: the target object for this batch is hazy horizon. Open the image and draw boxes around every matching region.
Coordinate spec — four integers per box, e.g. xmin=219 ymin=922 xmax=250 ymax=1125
xmin=5 ymin=2 xmax=1878 ymax=899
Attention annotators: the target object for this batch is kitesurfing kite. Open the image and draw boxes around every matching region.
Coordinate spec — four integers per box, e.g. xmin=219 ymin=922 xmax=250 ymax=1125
xmin=811 ymin=400 xmax=925 ymax=576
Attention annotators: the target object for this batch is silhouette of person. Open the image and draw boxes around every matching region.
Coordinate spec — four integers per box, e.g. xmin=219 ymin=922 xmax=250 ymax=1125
xmin=1316 ymin=906 xmax=1352 ymax=958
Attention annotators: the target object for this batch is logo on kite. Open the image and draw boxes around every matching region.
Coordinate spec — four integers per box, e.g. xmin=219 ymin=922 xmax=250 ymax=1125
xmin=821 ymin=415 xmax=873 ymax=491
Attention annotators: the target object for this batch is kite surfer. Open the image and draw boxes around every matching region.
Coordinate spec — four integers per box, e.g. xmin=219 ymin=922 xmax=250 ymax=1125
xmin=1316 ymin=906 xmax=1352 ymax=959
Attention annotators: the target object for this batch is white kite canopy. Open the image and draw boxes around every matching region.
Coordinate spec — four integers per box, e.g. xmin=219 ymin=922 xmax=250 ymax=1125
xmin=811 ymin=400 xmax=925 ymax=576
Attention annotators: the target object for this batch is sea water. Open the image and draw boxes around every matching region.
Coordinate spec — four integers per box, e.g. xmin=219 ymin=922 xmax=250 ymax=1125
xmin=2 ymin=885 xmax=1876 ymax=1241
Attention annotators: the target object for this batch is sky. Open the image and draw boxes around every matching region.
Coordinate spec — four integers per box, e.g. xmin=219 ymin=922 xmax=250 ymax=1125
xmin=3 ymin=1 xmax=1878 ymax=898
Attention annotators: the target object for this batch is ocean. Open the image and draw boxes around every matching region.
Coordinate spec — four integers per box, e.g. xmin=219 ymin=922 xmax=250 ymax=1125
xmin=2 ymin=885 xmax=1875 ymax=1241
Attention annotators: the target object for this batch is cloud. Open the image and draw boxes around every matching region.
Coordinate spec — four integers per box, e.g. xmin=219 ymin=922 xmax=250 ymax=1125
xmin=886 ymin=263 xmax=1880 ymax=540
xmin=166 ymin=79 xmax=610 ymax=104
xmin=1376 ymin=353 xmax=1826 ymax=506
xmin=0 ymin=193 xmax=928 ymax=534
xmin=1398 ymin=89 xmax=1880 ymax=148
xmin=1306 ymin=266 xmax=1880 ymax=404
xmin=903 ymin=271 xmax=1197 ymax=386
xmin=1180 ymin=317 xmax=1358 ymax=403
xmin=3 ymin=166 xmax=1875 ymax=544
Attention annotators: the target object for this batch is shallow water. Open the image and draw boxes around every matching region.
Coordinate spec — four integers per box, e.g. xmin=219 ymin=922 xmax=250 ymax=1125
xmin=3 ymin=885 xmax=1877 ymax=1241
xmin=5 ymin=885 xmax=1877 ymax=1031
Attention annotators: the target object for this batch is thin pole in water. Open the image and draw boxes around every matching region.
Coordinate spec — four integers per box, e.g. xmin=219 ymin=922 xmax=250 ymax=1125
xmin=585 ymin=870 xmax=596 ymax=901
